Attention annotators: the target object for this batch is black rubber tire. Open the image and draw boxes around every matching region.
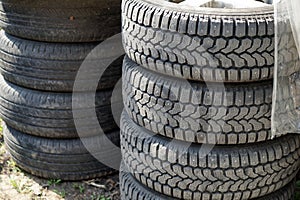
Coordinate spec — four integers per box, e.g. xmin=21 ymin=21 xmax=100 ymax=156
xmin=120 ymin=112 xmax=300 ymax=200
xmin=4 ymin=124 xmax=120 ymax=181
xmin=122 ymin=0 xmax=274 ymax=83
xmin=0 ymin=75 xmax=118 ymax=138
xmin=0 ymin=31 xmax=123 ymax=92
xmin=123 ymin=57 xmax=272 ymax=144
xmin=277 ymin=21 xmax=300 ymax=77
xmin=120 ymin=163 xmax=296 ymax=200
xmin=0 ymin=0 xmax=121 ymax=42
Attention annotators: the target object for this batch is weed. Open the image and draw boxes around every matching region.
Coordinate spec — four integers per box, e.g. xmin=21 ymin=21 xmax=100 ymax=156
xmin=53 ymin=189 xmax=66 ymax=198
xmin=10 ymin=179 xmax=21 ymax=193
xmin=47 ymin=179 xmax=62 ymax=186
xmin=91 ymin=193 xmax=110 ymax=200
xmin=99 ymin=196 xmax=110 ymax=200
xmin=7 ymin=160 xmax=21 ymax=173
xmin=73 ymin=183 xmax=85 ymax=193
xmin=79 ymin=185 xmax=85 ymax=193
xmin=10 ymin=178 xmax=32 ymax=194
xmin=0 ymin=119 xmax=3 ymax=133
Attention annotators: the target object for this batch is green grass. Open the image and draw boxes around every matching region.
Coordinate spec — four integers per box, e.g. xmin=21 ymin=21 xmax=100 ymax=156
xmin=90 ymin=193 xmax=111 ymax=200
xmin=47 ymin=179 xmax=62 ymax=186
xmin=9 ymin=177 xmax=32 ymax=194
xmin=73 ymin=183 xmax=85 ymax=193
xmin=53 ymin=189 xmax=66 ymax=198
xmin=10 ymin=179 xmax=21 ymax=193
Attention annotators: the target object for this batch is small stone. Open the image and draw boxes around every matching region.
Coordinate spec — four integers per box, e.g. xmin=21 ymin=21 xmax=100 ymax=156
xmin=31 ymin=185 xmax=42 ymax=196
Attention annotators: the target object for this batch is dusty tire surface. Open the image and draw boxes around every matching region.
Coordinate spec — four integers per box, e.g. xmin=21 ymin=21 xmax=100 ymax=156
xmin=0 ymin=0 xmax=121 ymax=42
xmin=123 ymin=57 xmax=273 ymax=144
xmin=122 ymin=0 xmax=274 ymax=82
xmin=0 ymin=75 xmax=118 ymax=138
xmin=120 ymin=111 xmax=300 ymax=200
xmin=4 ymin=124 xmax=120 ymax=181
xmin=120 ymin=163 xmax=296 ymax=200
xmin=0 ymin=31 xmax=123 ymax=92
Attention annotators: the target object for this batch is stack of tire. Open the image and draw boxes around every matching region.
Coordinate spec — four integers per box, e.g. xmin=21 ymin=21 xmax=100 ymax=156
xmin=120 ymin=0 xmax=300 ymax=199
xmin=0 ymin=0 xmax=122 ymax=180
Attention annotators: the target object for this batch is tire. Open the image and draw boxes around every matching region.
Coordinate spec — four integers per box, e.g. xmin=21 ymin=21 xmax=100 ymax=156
xmin=0 ymin=0 xmax=121 ymax=42
xmin=120 ymin=111 xmax=300 ymax=200
xmin=277 ymin=23 xmax=300 ymax=77
xmin=123 ymin=57 xmax=272 ymax=144
xmin=0 ymin=31 xmax=123 ymax=92
xmin=120 ymin=163 xmax=296 ymax=200
xmin=277 ymin=32 xmax=299 ymax=76
xmin=122 ymin=0 xmax=274 ymax=83
xmin=4 ymin=124 xmax=121 ymax=181
xmin=0 ymin=75 xmax=118 ymax=138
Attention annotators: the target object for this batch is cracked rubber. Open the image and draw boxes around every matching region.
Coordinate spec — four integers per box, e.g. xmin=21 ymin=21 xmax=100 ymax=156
xmin=0 ymin=31 xmax=123 ymax=92
xmin=120 ymin=162 xmax=296 ymax=200
xmin=0 ymin=75 xmax=118 ymax=138
xmin=120 ymin=112 xmax=300 ymax=200
xmin=123 ymin=57 xmax=273 ymax=144
xmin=0 ymin=0 xmax=121 ymax=42
xmin=122 ymin=0 xmax=274 ymax=82
xmin=4 ymin=124 xmax=121 ymax=181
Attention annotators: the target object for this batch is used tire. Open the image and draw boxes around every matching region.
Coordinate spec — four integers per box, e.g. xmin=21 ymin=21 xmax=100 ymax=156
xmin=120 ymin=163 xmax=296 ymax=200
xmin=122 ymin=0 xmax=274 ymax=82
xmin=0 ymin=0 xmax=121 ymax=42
xmin=121 ymin=111 xmax=300 ymax=200
xmin=0 ymin=75 xmax=118 ymax=138
xmin=4 ymin=124 xmax=121 ymax=180
xmin=123 ymin=57 xmax=272 ymax=144
xmin=0 ymin=31 xmax=122 ymax=92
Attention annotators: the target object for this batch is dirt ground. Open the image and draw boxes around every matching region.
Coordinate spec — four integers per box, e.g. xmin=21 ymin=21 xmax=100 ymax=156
xmin=0 ymin=122 xmax=120 ymax=200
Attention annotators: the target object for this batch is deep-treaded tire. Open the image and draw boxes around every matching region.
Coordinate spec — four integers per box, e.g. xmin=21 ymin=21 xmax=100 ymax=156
xmin=120 ymin=111 xmax=300 ymax=200
xmin=0 ymin=0 xmax=121 ymax=42
xmin=122 ymin=0 xmax=274 ymax=82
xmin=0 ymin=31 xmax=122 ymax=92
xmin=4 ymin=124 xmax=120 ymax=181
xmin=0 ymin=75 xmax=118 ymax=138
xmin=123 ymin=57 xmax=272 ymax=144
xmin=120 ymin=163 xmax=296 ymax=200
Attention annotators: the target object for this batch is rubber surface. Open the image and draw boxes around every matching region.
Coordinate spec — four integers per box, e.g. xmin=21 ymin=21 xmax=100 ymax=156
xmin=0 ymin=31 xmax=123 ymax=92
xmin=0 ymin=0 xmax=121 ymax=42
xmin=123 ymin=57 xmax=273 ymax=144
xmin=120 ymin=163 xmax=296 ymax=200
xmin=121 ymin=111 xmax=300 ymax=200
xmin=4 ymin=124 xmax=120 ymax=181
xmin=0 ymin=75 xmax=118 ymax=138
xmin=122 ymin=0 xmax=274 ymax=82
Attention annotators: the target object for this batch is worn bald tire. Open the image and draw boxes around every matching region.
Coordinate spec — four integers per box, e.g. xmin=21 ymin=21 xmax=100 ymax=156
xmin=0 ymin=75 xmax=118 ymax=138
xmin=0 ymin=0 xmax=121 ymax=42
xmin=123 ymin=57 xmax=272 ymax=144
xmin=122 ymin=0 xmax=274 ymax=83
xmin=120 ymin=163 xmax=296 ymax=200
xmin=4 ymin=124 xmax=121 ymax=181
xmin=0 ymin=31 xmax=123 ymax=92
xmin=120 ymin=112 xmax=300 ymax=200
